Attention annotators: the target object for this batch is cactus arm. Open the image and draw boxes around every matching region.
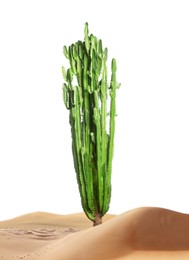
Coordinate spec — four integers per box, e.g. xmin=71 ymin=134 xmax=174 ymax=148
xmin=62 ymin=83 xmax=70 ymax=109
xmin=109 ymin=58 xmax=117 ymax=167
xmin=71 ymin=86 xmax=95 ymax=221
xmin=82 ymin=70 xmax=96 ymax=217
xmin=74 ymin=88 xmax=87 ymax=207
xmin=83 ymin=91 xmax=95 ymax=215
xmin=93 ymin=90 xmax=103 ymax=211
xmin=68 ymin=46 xmax=77 ymax=75
xmin=69 ymin=107 xmax=94 ymax=221
xmin=100 ymin=53 xmax=108 ymax=213
xmin=84 ymin=22 xmax=90 ymax=54
xmin=82 ymin=48 xmax=96 ymax=216
xmin=63 ymin=46 xmax=69 ymax=59
xmin=62 ymin=66 xmax=67 ymax=82
xmin=102 ymin=58 xmax=117 ymax=214
xmin=101 ymin=48 xmax=108 ymax=166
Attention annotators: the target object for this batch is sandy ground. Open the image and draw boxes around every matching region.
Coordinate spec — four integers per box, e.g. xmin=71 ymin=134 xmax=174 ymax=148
xmin=0 ymin=207 xmax=189 ymax=259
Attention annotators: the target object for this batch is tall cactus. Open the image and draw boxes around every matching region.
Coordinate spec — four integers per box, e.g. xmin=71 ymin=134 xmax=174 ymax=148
xmin=62 ymin=23 xmax=119 ymax=226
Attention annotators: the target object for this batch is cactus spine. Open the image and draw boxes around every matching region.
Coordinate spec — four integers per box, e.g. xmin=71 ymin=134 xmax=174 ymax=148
xmin=62 ymin=23 xmax=119 ymax=226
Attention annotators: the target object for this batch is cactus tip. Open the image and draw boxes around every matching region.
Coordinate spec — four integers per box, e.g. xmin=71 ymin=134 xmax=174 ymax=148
xmin=84 ymin=22 xmax=89 ymax=32
xmin=112 ymin=58 xmax=117 ymax=72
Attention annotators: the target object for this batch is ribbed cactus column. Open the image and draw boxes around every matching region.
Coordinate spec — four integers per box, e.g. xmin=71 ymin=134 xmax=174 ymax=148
xmin=62 ymin=23 xmax=119 ymax=226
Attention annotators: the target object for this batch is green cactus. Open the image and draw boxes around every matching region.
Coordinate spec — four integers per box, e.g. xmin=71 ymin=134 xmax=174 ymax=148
xmin=62 ymin=23 xmax=119 ymax=226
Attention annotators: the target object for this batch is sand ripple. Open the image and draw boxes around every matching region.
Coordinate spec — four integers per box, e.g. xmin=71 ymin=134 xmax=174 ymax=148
xmin=0 ymin=227 xmax=79 ymax=240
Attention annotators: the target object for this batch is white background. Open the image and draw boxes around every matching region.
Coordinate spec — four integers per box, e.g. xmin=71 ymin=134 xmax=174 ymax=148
xmin=0 ymin=0 xmax=189 ymax=221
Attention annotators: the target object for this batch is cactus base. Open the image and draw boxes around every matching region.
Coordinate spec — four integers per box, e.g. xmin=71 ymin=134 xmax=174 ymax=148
xmin=93 ymin=213 xmax=102 ymax=226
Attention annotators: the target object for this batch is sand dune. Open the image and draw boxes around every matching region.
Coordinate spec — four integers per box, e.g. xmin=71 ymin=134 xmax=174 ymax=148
xmin=0 ymin=207 xmax=189 ymax=259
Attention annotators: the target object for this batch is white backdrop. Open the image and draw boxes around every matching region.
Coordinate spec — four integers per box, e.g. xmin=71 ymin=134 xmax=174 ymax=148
xmin=0 ymin=0 xmax=189 ymax=221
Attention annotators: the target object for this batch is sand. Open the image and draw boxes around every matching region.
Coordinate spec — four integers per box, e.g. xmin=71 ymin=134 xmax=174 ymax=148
xmin=0 ymin=207 xmax=189 ymax=259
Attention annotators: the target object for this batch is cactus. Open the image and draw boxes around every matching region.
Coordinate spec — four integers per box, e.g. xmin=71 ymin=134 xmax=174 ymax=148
xmin=62 ymin=23 xmax=119 ymax=226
